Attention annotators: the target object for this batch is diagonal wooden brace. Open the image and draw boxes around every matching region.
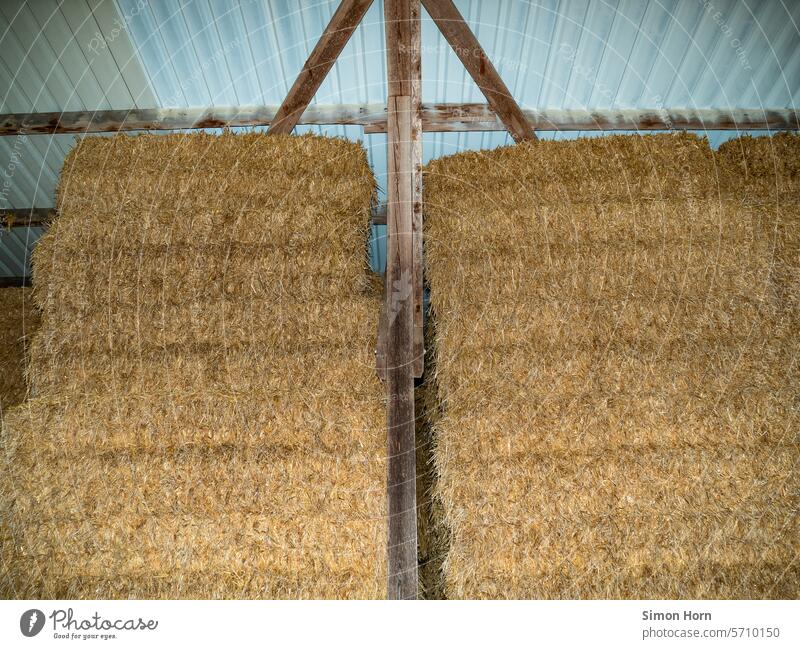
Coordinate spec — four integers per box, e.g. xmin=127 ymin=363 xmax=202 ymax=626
xmin=268 ymin=0 xmax=374 ymax=135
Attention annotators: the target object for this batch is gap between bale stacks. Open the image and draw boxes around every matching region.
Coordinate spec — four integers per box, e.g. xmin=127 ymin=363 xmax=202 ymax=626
xmin=0 ymin=132 xmax=387 ymax=599
xmin=423 ymin=132 xmax=799 ymax=599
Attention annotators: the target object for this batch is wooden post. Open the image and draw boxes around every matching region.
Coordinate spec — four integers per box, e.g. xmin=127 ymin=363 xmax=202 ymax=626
xmin=384 ymin=94 xmax=416 ymax=600
xmin=410 ymin=0 xmax=424 ymax=378
xmin=383 ymin=0 xmax=418 ymax=599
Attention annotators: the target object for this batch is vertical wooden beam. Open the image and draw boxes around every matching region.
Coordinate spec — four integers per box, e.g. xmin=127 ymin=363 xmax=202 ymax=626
xmin=385 ymin=0 xmax=424 ymax=377
xmin=384 ymin=94 xmax=417 ymax=600
xmin=385 ymin=0 xmax=413 ymax=96
xmin=376 ymin=289 xmax=389 ymax=382
xmin=410 ymin=0 xmax=424 ymax=378
xmin=267 ymin=0 xmax=374 ymax=135
xmin=421 ymin=0 xmax=535 ymax=142
xmin=383 ymin=0 xmax=418 ymax=599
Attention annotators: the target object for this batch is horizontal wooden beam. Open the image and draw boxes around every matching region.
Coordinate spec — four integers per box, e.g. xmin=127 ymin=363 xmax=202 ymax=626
xmin=1 ymin=105 xmax=797 ymax=136
xmin=0 ymin=276 xmax=31 ymax=288
xmin=367 ymin=105 xmax=800 ymax=134
xmin=2 ymin=208 xmax=54 ymax=228
xmin=0 ymin=105 xmax=375 ymax=135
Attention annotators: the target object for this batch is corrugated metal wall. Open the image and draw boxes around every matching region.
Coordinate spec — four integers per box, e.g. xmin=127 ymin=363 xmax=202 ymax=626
xmin=0 ymin=0 xmax=157 ymax=275
xmin=1 ymin=0 xmax=798 ymax=275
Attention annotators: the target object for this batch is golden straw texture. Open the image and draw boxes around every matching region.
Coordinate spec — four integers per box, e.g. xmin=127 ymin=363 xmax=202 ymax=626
xmin=0 ymin=288 xmax=39 ymax=412
xmin=424 ymin=133 xmax=799 ymax=599
xmin=1 ymin=132 xmax=386 ymax=598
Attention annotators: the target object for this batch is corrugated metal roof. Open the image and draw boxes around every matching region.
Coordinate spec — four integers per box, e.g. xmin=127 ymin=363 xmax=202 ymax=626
xmin=0 ymin=0 xmax=157 ymax=276
xmin=0 ymin=226 xmax=44 ymax=277
xmin=115 ymin=0 xmax=800 ymax=179
xmin=0 ymin=0 xmax=158 ymax=191
xmin=1 ymin=0 xmax=799 ymax=275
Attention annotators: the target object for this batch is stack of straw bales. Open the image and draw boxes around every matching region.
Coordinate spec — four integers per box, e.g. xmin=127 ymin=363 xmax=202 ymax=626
xmin=424 ymin=133 xmax=799 ymax=598
xmin=1 ymin=132 xmax=386 ymax=598
xmin=717 ymin=134 xmax=800 ymax=318
xmin=0 ymin=288 xmax=38 ymax=412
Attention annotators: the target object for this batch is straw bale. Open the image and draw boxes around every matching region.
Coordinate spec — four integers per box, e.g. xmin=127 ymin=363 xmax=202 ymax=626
xmin=717 ymin=134 xmax=800 ymax=319
xmin=7 ymin=564 xmax=380 ymax=600
xmin=1 ymin=132 xmax=385 ymax=598
xmin=7 ymin=392 xmax=382 ymax=457
xmin=425 ymin=133 xmax=799 ymax=598
xmin=0 ymin=288 xmax=39 ymax=412
xmin=35 ymin=246 xmax=368 ymax=309
xmin=29 ymin=297 xmax=375 ymax=376
xmin=717 ymin=132 xmax=800 ymax=199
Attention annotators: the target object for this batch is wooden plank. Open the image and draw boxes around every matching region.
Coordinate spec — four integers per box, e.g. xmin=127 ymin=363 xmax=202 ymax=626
xmin=410 ymin=0 xmax=424 ymax=378
xmin=385 ymin=0 xmax=417 ymax=598
xmin=372 ymin=203 xmax=388 ymax=226
xmin=0 ymin=105 xmax=377 ymax=135
xmin=1 ymin=208 xmax=53 ymax=228
xmin=385 ymin=0 xmax=423 ymax=377
xmin=0 ymin=276 xmax=30 ymax=288
xmin=267 ymin=0 xmax=374 ymax=135
xmin=375 ymin=283 xmax=389 ymax=382
xmin=384 ymin=0 xmax=413 ymax=96
xmin=365 ymin=105 xmax=800 ymax=132
xmin=384 ymin=105 xmax=800 ymax=133
xmin=421 ymin=0 xmax=535 ymax=142
xmin=384 ymin=94 xmax=417 ymax=600
xmin=1 ymin=105 xmax=798 ymax=136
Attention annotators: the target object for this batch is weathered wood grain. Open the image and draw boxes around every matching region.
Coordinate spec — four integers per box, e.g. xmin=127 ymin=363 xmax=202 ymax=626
xmin=409 ymin=0 xmax=424 ymax=378
xmin=384 ymin=1 xmax=418 ymax=596
xmin=384 ymin=94 xmax=417 ymax=600
xmin=2 ymin=105 xmax=797 ymax=136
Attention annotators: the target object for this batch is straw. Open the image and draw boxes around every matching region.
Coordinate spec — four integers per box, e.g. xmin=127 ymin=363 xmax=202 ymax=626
xmin=424 ymin=133 xmax=799 ymax=598
xmin=1 ymin=132 xmax=386 ymax=599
